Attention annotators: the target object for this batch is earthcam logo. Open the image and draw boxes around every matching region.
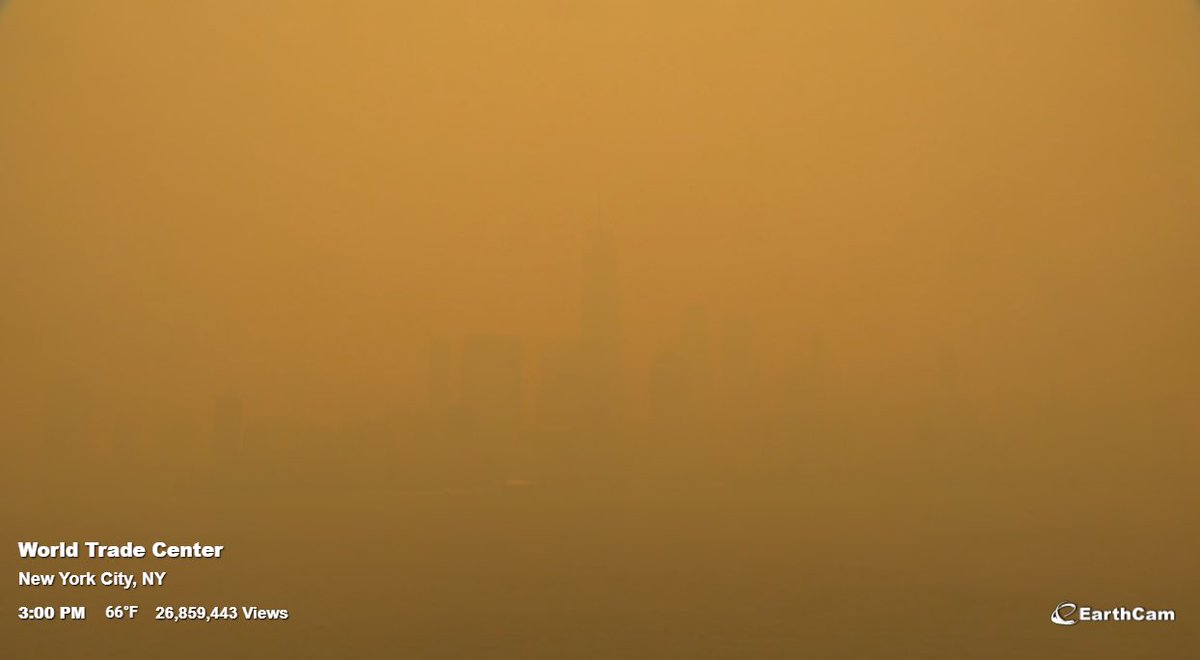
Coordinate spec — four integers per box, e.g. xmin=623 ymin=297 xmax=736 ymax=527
xmin=1051 ymin=600 xmax=1176 ymax=626
xmin=1050 ymin=602 xmax=1078 ymax=626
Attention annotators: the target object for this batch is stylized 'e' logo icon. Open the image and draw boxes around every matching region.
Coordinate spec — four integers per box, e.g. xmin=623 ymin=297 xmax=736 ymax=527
xmin=1051 ymin=601 xmax=1078 ymax=626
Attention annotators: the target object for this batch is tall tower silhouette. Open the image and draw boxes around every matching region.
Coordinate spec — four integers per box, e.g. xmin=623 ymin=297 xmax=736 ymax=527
xmin=535 ymin=220 xmax=623 ymax=478
xmin=579 ymin=222 xmax=620 ymax=431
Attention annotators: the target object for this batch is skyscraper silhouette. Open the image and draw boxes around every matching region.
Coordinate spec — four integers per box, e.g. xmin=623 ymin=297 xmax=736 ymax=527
xmin=579 ymin=222 xmax=620 ymax=434
xmin=534 ymin=221 xmax=624 ymax=478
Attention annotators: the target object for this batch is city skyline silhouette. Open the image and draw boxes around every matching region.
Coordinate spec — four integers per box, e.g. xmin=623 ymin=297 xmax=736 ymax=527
xmin=3 ymin=2 xmax=1197 ymax=658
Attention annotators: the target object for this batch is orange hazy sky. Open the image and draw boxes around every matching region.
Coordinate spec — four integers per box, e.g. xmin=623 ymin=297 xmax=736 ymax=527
xmin=1 ymin=1 xmax=1198 ymax=433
